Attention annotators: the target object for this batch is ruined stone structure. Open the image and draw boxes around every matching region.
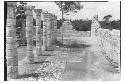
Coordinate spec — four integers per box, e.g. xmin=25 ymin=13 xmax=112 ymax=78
xmin=25 ymin=6 xmax=35 ymax=63
xmin=42 ymin=12 xmax=57 ymax=50
xmin=53 ymin=15 xmax=57 ymax=43
xmin=50 ymin=14 xmax=54 ymax=44
xmin=50 ymin=14 xmax=57 ymax=44
xmin=42 ymin=12 xmax=49 ymax=51
xmin=91 ymin=15 xmax=100 ymax=38
xmin=6 ymin=2 xmax=58 ymax=79
xmin=91 ymin=15 xmax=120 ymax=71
xmin=46 ymin=13 xmax=52 ymax=48
xmin=6 ymin=2 xmax=18 ymax=80
xmin=34 ymin=9 xmax=42 ymax=56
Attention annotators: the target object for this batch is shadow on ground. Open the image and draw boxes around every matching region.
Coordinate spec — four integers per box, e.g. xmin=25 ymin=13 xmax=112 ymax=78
xmin=17 ymin=73 xmax=40 ymax=79
xmin=56 ymin=40 xmax=91 ymax=49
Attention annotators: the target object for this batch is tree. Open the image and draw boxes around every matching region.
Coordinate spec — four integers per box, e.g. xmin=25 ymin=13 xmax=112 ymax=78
xmin=101 ymin=15 xmax=112 ymax=30
xmin=103 ymin=14 xmax=112 ymax=22
xmin=16 ymin=2 xmax=27 ymax=46
xmin=16 ymin=2 xmax=27 ymax=28
xmin=55 ymin=1 xmax=83 ymax=43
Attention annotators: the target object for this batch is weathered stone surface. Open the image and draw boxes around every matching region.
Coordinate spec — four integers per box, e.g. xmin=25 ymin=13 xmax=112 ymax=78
xmin=91 ymin=15 xmax=120 ymax=72
xmin=91 ymin=15 xmax=100 ymax=37
xmin=53 ymin=15 xmax=57 ymax=43
xmin=25 ymin=6 xmax=34 ymax=63
xmin=6 ymin=49 xmax=17 ymax=57
xmin=6 ymin=2 xmax=18 ymax=80
xmin=42 ymin=12 xmax=48 ymax=51
xmin=42 ymin=12 xmax=54 ymax=50
xmin=7 ymin=66 xmax=18 ymax=79
xmin=6 ymin=57 xmax=18 ymax=66
xmin=34 ymin=9 xmax=42 ymax=55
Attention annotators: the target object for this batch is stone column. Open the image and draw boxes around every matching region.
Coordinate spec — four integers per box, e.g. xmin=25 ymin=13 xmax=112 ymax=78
xmin=42 ymin=12 xmax=48 ymax=51
xmin=53 ymin=15 xmax=57 ymax=43
xmin=34 ymin=9 xmax=42 ymax=56
xmin=25 ymin=6 xmax=35 ymax=63
xmin=46 ymin=13 xmax=52 ymax=49
xmin=91 ymin=15 xmax=100 ymax=38
xmin=50 ymin=14 xmax=54 ymax=44
xmin=42 ymin=12 xmax=52 ymax=50
xmin=6 ymin=2 xmax=18 ymax=79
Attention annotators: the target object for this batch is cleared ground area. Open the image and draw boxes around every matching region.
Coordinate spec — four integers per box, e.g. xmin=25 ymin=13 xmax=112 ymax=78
xmin=16 ymin=37 xmax=120 ymax=81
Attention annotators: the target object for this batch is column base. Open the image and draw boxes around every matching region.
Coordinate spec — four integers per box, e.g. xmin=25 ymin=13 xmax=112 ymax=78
xmin=7 ymin=66 xmax=18 ymax=80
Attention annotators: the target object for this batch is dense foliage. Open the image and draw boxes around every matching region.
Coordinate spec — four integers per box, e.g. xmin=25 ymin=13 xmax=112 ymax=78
xmin=101 ymin=15 xmax=120 ymax=30
xmin=100 ymin=20 xmax=120 ymax=30
xmin=57 ymin=19 xmax=120 ymax=31
xmin=55 ymin=1 xmax=83 ymax=13
xmin=57 ymin=19 xmax=62 ymax=29
xmin=71 ymin=19 xmax=91 ymax=31
xmin=16 ymin=2 xmax=27 ymax=38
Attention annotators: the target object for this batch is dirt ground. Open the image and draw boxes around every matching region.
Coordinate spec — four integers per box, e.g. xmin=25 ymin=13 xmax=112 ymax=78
xmin=14 ymin=37 xmax=120 ymax=81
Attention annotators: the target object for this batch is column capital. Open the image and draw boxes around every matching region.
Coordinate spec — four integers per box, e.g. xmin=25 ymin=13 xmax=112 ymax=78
xmin=25 ymin=5 xmax=35 ymax=16
xmin=34 ymin=9 xmax=42 ymax=15
xmin=43 ymin=12 xmax=52 ymax=19
xmin=24 ymin=5 xmax=35 ymax=10
xmin=42 ymin=11 xmax=48 ymax=14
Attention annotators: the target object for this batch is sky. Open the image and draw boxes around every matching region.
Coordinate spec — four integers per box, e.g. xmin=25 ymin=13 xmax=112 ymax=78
xmin=27 ymin=1 xmax=120 ymax=21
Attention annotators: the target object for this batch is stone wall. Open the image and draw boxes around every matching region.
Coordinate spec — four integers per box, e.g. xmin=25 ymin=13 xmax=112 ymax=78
xmin=91 ymin=15 xmax=120 ymax=71
xmin=97 ymin=28 xmax=120 ymax=63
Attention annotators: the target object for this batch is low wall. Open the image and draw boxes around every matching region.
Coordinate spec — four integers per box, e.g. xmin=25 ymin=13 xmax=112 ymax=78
xmin=97 ymin=28 xmax=120 ymax=63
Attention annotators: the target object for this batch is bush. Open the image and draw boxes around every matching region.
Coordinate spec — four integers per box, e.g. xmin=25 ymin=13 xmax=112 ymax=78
xmin=57 ymin=19 xmax=62 ymax=29
xmin=71 ymin=19 xmax=91 ymax=31
xmin=100 ymin=20 xmax=120 ymax=30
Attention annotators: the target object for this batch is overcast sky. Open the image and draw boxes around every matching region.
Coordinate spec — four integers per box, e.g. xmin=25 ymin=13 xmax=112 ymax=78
xmin=27 ymin=1 xmax=120 ymax=21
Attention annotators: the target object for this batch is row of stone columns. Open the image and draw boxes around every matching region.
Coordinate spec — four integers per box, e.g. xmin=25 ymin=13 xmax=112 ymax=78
xmin=51 ymin=14 xmax=57 ymax=44
xmin=6 ymin=2 xmax=57 ymax=80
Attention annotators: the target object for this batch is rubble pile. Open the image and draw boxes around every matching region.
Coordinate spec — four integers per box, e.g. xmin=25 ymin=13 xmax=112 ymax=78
xmin=91 ymin=15 xmax=120 ymax=72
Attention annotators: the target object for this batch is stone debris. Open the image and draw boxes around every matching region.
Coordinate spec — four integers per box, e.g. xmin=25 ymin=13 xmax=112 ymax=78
xmin=91 ymin=15 xmax=120 ymax=73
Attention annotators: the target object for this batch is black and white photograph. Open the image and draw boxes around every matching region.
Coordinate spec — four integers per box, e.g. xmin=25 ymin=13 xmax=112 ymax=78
xmin=3 ymin=0 xmax=122 ymax=81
